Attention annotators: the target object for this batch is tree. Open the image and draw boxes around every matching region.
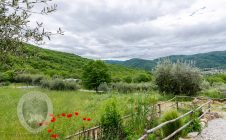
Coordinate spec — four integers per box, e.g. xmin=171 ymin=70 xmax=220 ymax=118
xmin=82 ymin=60 xmax=111 ymax=92
xmin=0 ymin=0 xmax=63 ymax=63
xmin=154 ymin=60 xmax=202 ymax=95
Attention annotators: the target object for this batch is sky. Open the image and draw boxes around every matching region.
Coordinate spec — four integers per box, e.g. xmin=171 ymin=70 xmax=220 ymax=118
xmin=31 ymin=0 xmax=226 ymax=60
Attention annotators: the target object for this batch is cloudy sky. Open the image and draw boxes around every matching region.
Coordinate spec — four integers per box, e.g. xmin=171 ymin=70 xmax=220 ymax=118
xmin=31 ymin=0 xmax=226 ymax=60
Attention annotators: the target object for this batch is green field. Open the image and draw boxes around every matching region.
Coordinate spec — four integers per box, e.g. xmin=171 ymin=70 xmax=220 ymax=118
xmin=0 ymin=85 xmax=165 ymax=140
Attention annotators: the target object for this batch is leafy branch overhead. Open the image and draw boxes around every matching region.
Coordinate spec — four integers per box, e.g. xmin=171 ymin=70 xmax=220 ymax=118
xmin=0 ymin=0 xmax=63 ymax=62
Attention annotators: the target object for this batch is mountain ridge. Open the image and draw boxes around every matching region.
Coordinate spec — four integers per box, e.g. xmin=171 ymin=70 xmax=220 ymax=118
xmin=106 ymin=50 xmax=226 ymax=71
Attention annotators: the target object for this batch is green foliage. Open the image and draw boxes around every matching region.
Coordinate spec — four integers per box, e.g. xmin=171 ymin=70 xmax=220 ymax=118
xmin=185 ymin=118 xmax=201 ymax=134
xmin=112 ymin=77 xmax=122 ymax=83
xmin=0 ymin=71 xmax=14 ymax=82
xmin=32 ymin=75 xmax=44 ymax=85
xmin=111 ymin=82 xmax=155 ymax=93
xmin=98 ymin=82 xmax=110 ymax=93
xmin=126 ymin=95 xmax=158 ymax=138
xmin=40 ymin=79 xmax=80 ymax=91
xmin=14 ymin=74 xmax=33 ymax=84
xmin=100 ymin=99 xmax=125 ymax=140
xmin=206 ymin=74 xmax=226 ymax=85
xmin=134 ymin=74 xmax=152 ymax=83
xmin=160 ymin=110 xmax=184 ymax=140
xmin=199 ymin=88 xmax=226 ymax=98
xmin=0 ymin=45 xmax=148 ymax=82
xmin=82 ymin=60 xmax=111 ymax=91
xmin=123 ymin=76 xmax=132 ymax=83
xmin=154 ymin=60 xmax=202 ymax=95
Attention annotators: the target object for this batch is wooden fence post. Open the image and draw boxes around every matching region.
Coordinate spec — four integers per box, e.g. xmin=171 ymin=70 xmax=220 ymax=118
xmin=208 ymin=101 xmax=211 ymax=113
xmin=176 ymin=101 xmax=179 ymax=110
xmin=158 ymin=104 xmax=161 ymax=117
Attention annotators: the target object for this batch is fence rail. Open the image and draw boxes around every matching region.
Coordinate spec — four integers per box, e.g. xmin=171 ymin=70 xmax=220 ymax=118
xmin=65 ymin=95 xmax=224 ymax=140
xmin=138 ymin=100 xmax=211 ymax=140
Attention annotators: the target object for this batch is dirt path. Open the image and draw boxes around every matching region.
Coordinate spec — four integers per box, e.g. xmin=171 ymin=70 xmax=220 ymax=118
xmin=195 ymin=112 xmax=226 ymax=140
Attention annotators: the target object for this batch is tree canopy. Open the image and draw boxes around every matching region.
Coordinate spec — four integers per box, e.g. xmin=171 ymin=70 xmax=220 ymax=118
xmin=82 ymin=60 xmax=111 ymax=92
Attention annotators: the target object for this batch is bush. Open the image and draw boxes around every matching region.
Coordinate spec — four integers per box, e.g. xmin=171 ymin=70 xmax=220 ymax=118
xmin=160 ymin=110 xmax=184 ymax=140
xmin=98 ymin=82 xmax=110 ymax=93
xmin=123 ymin=76 xmax=132 ymax=83
xmin=40 ymin=79 xmax=80 ymax=91
xmin=0 ymin=81 xmax=10 ymax=86
xmin=100 ymin=99 xmax=125 ymax=140
xmin=154 ymin=60 xmax=202 ymax=95
xmin=134 ymin=74 xmax=151 ymax=83
xmin=111 ymin=82 xmax=155 ymax=93
xmin=14 ymin=74 xmax=33 ymax=84
xmin=32 ymin=75 xmax=44 ymax=85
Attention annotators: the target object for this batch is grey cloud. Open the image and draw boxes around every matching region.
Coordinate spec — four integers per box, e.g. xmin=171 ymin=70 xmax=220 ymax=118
xmin=32 ymin=0 xmax=226 ymax=60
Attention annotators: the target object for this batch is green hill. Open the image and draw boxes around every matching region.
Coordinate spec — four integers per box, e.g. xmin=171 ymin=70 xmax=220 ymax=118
xmin=106 ymin=51 xmax=226 ymax=71
xmin=0 ymin=45 xmax=148 ymax=81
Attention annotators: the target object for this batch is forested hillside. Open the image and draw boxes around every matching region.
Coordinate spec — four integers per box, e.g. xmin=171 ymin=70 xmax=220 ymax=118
xmin=106 ymin=51 xmax=226 ymax=71
xmin=0 ymin=45 xmax=148 ymax=81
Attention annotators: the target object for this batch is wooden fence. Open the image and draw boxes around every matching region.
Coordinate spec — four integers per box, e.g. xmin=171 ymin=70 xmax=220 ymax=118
xmin=138 ymin=100 xmax=211 ymax=140
xmin=65 ymin=96 xmax=221 ymax=140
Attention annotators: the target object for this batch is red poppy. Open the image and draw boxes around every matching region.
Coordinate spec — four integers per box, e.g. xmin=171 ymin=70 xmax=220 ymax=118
xmin=74 ymin=112 xmax=79 ymax=116
xmin=48 ymin=129 xmax=52 ymax=133
xmin=51 ymin=134 xmax=58 ymax=139
xmin=51 ymin=117 xmax=56 ymax=123
xmin=62 ymin=113 xmax=66 ymax=117
xmin=83 ymin=118 xmax=86 ymax=121
xmin=87 ymin=118 xmax=91 ymax=121
xmin=67 ymin=113 xmax=72 ymax=118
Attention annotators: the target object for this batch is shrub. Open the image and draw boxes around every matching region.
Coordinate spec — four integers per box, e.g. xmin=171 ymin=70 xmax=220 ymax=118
xmin=123 ymin=76 xmax=132 ymax=83
xmin=111 ymin=82 xmax=155 ymax=93
xmin=134 ymin=74 xmax=151 ymax=83
xmin=0 ymin=71 xmax=14 ymax=82
xmin=40 ymin=79 xmax=80 ymax=91
xmin=0 ymin=81 xmax=10 ymax=86
xmin=49 ymin=79 xmax=65 ymax=90
xmin=185 ymin=118 xmax=201 ymax=134
xmin=32 ymin=75 xmax=44 ymax=85
xmin=40 ymin=79 xmax=50 ymax=88
xmin=154 ymin=60 xmax=202 ymax=95
xmin=98 ymin=82 xmax=110 ymax=93
xmin=160 ymin=110 xmax=184 ymax=140
xmin=64 ymin=81 xmax=80 ymax=90
xmin=100 ymin=100 xmax=125 ymax=140
xmin=14 ymin=74 xmax=33 ymax=84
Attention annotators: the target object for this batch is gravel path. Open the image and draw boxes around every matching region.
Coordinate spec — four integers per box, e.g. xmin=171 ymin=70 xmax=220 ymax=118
xmin=196 ymin=118 xmax=226 ymax=140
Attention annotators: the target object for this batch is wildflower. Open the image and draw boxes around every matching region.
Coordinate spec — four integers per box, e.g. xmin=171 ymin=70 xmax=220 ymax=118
xmin=83 ymin=118 xmax=86 ymax=121
xmin=62 ymin=113 xmax=66 ymax=117
xmin=51 ymin=134 xmax=58 ymax=139
xmin=48 ymin=129 xmax=52 ymax=133
xmin=87 ymin=118 xmax=91 ymax=121
xmin=67 ymin=113 xmax=72 ymax=118
xmin=75 ymin=112 xmax=79 ymax=116
xmin=51 ymin=117 xmax=56 ymax=123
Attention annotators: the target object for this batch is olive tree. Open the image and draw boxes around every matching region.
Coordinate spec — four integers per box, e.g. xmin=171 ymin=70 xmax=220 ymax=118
xmin=154 ymin=60 xmax=202 ymax=95
xmin=0 ymin=0 xmax=63 ymax=63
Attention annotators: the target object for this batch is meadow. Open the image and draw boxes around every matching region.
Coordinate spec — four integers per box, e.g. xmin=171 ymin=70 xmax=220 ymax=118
xmin=0 ymin=85 xmax=168 ymax=140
